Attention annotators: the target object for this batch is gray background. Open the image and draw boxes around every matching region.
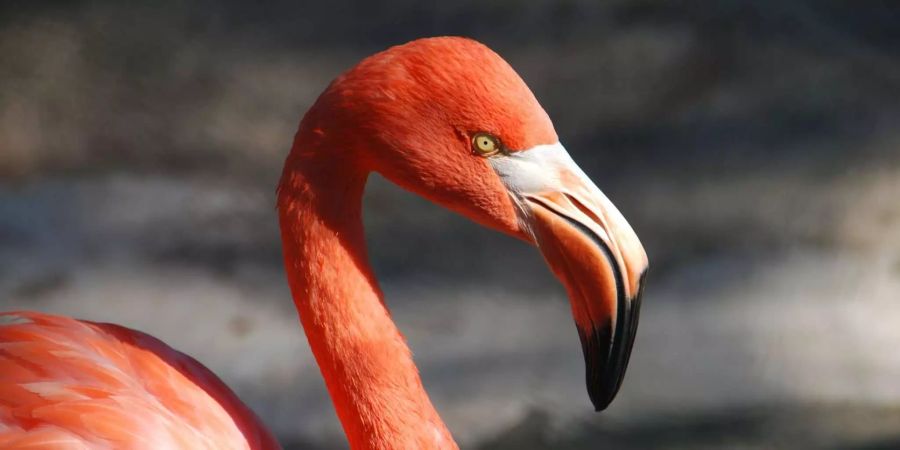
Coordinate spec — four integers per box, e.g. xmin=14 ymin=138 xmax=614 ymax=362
xmin=2 ymin=1 xmax=899 ymax=448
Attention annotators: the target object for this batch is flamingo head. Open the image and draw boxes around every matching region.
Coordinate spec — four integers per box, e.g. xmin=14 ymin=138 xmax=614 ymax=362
xmin=293 ymin=37 xmax=649 ymax=411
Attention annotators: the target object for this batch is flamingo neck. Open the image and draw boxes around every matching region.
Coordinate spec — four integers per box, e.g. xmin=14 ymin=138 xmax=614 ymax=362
xmin=278 ymin=152 xmax=455 ymax=449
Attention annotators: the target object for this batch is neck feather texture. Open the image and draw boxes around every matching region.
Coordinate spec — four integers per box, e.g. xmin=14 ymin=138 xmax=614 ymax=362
xmin=277 ymin=147 xmax=456 ymax=449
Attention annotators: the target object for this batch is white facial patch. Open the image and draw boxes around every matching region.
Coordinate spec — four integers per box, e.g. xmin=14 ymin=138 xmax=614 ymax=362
xmin=488 ymin=142 xmax=573 ymax=194
xmin=487 ymin=141 xmax=621 ymax=246
xmin=488 ymin=142 xmax=612 ymax=202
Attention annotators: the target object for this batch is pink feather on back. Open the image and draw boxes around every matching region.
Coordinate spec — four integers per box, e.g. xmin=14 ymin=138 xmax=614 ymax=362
xmin=0 ymin=311 xmax=281 ymax=450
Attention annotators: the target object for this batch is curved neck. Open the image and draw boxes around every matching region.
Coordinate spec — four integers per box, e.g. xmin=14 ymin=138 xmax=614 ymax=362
xmin=278 ymin=149 xmax=456 ymax=449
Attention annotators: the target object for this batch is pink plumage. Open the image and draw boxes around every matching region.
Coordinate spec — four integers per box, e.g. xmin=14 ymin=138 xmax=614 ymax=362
xmin=0 ymin=312 xmax=280 ymax=449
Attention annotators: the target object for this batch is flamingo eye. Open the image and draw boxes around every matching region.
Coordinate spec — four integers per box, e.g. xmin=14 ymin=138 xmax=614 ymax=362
xmin=472 ymin=133 xmax=501 ymax=156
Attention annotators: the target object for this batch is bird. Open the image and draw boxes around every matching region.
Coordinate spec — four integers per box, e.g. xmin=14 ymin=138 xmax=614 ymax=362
xmin=0 ymin=37 xmax=648 ymax=449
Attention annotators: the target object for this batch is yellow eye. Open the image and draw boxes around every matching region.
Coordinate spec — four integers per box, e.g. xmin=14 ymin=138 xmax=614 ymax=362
xmin=472 ymin=133 xmax=500 ymax=156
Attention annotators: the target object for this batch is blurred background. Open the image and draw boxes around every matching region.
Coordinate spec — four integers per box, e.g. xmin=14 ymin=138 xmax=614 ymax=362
xmin=2 ymin=1 xmax=900 ymax=448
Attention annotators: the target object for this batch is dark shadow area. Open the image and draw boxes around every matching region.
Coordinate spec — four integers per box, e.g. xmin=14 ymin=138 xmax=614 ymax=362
xmin=481 ymin=405 xmax=900 ymax=450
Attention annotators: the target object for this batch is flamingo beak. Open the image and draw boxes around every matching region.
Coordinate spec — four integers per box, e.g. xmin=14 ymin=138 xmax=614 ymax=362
xmin=489 ymin=143 xmax=648 ymax=411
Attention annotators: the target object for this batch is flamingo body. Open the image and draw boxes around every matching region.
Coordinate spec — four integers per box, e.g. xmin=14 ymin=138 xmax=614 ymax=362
xmin=0 ymin=312 xmax=279 ymax=449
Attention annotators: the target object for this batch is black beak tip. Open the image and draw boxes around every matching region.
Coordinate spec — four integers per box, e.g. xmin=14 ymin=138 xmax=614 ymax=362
xmin=580 ymin=270 xmax=646 ymax=412
xmin=579 ymin=323 xmax=622 ymax=413
xmin=592 ymin=399 xmax=612 ymax=412
xmin=586 ymin=368 xmax=620 ymax=413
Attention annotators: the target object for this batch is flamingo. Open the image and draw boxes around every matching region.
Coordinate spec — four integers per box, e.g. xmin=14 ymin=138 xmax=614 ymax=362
xmin=0 ymin=37 xmax=648 ymax=449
